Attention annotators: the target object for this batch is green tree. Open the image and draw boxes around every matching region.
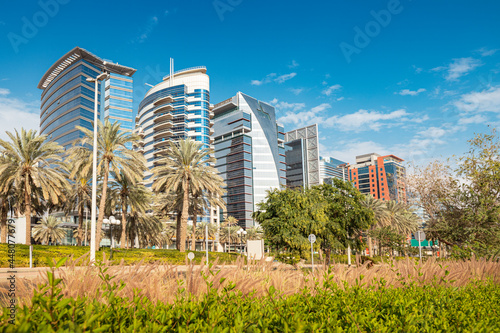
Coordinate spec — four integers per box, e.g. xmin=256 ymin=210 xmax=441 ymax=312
xmin=0 ymin=129 xmax=67 ymax=245
xmin=109 ymin=172 xmax=149 ymax=248
xmin=254 ymin=179 xmax=374 ymax=262
xmin=65 ymin=166 xmax=92 ymax=246
xmin=360 ymin=195 xmax=390 ymax=257
xmin=32 ymin=216 xmax=67 ymax=245
xmin=152 ymin=139 xmax=224 ymax=252
xmin=69 ymin=120 xmax=145 ymax=248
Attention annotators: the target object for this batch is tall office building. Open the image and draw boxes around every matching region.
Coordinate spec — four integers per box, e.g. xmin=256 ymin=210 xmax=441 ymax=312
xmin=213 ymin=92 xmax=286 ymax=228
xmin=38 ymin=47 xmax=136 ymax=149
xmin=348 ymin=153 xmax=407 ymax=202
xmin=284 ymin=124 xmax=320 ymax=189
xmin=136 ymin=65 xmax=214 ymax=184
xmin=319 ymin=156 xmax=348 ymax=183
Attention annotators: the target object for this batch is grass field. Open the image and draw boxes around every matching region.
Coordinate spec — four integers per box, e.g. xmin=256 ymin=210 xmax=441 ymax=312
xmin=0 ymin=244 xmax=243 ymax=268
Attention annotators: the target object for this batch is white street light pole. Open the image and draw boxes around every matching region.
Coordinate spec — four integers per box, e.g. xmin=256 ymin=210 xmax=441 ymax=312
xmin=87 ymin=72 xmax=109 ymax=263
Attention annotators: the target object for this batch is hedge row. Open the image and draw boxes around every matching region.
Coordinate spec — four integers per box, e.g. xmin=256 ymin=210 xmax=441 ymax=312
xmin=0 ymin=244 xmax=243 ymax=267
xmin=1 ymin=268 xmax=498 ymax=332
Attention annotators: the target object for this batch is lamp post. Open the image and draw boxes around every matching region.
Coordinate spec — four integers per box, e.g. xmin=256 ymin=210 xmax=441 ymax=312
xmin=87 ymin=72 xmax=109 ymax=263
xmin=236 ymin=228 xmax=247 ymax=253
xmin=103 ymin=216 xmax=121 ymax=259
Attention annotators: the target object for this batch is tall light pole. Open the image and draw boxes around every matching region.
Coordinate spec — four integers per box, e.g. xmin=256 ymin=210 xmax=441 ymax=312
xmin=87 ymin=72 xmax=109 ymax=263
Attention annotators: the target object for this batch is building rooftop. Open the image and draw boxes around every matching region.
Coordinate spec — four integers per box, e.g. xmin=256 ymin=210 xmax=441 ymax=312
xmin=38 ymin=46 xmax=136 ymax=90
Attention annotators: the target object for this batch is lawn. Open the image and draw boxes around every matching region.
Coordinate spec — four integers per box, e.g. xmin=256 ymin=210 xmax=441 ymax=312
xmin=0 ymin=244 xmax=243 ymax=267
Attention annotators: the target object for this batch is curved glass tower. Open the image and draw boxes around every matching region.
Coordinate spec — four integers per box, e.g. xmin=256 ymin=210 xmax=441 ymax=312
xmin=38 ymin=47 xmax=136 ymax=149
xmin=213 ymin=92 xmax=286 ymax=228
xmin=136 ymin=66 xmax=213 ymax=183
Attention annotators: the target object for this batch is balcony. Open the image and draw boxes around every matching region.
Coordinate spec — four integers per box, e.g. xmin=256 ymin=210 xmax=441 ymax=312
xmin=153 ymin=95 xmax=174 ymax=106
xmin=209 ymin=127 xmax=214 ymax=135
xmin=209 ymin=119 xmax=214 ymax=126
xmin=154 ymin=139 xmax=171 ymax=149
xmin=154 ymin=129 xmax=174 ymax=140
xmin=154 ymin=120 xmax=173 ymax=131
xmin=154 ymin=104 xmax=174 ymax=114
xmin=154 ymin=113 xmax=174 ymax=123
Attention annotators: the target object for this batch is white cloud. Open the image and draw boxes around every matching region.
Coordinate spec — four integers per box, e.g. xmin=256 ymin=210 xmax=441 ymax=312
xmin=251 ymin=73 xmax=296 ymax=85
xmin=134 ymin=16 xmax=160 ymax=43
xmin=336 ymin=97 xmax=344 ymax=101
xmin=397 ymin=88 xmax=426 ymax=96
xmin=458 ymin=114 xmax=488 ymax=125
xmin=433 ymin=57 xmax=482 ymax=81
xmin=477 ymin=47 xmax=498 ymax=57
xmin=454 ymin=86 xmax=500 ymax=113
xmin=412 ymin=65 xmax=423 ymax=74
xmin=269 ymin=98 xmax=306 ymax=112
xmin=0 ymin=90 xmax=40 ymax=141
xmin=277 ymin=103 xmax=331 ymax=126
xmin=275 ymin=73 xmax=297 ymax=84
xmin=278 ymin=106 xmax=417 ymax=133
xmin=288 ymin=60 xmax=299 ymax=68
xmin=324 ymin=109 xmax=409 ymax=132
xmin=319 ymin=141 xmax=387 ymax=164
xmin=289 ymin=88 xmax=304 ymax=95
xmin=322 ymin=84 xmax=342 ymax=96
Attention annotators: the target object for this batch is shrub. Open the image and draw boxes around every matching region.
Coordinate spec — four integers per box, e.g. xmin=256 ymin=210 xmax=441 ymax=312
xmin=1 ymin=258 xmax=499 ymax=332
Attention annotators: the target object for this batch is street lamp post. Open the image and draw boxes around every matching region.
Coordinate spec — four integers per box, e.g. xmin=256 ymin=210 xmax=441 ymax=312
xmin=87 ymin=72 xmax=109 ymax=263
xmin=103 ymin=216 xmax=121 ymax=259
xmin=236 ymin=228 xmax=247 ymax=253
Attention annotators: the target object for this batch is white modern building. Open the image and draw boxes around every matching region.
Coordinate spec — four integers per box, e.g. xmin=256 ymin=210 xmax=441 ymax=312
xmin=213 ymin=92 xmax=286 ymax=228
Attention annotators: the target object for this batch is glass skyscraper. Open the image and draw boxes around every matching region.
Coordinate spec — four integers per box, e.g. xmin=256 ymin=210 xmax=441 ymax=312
xmin=136 ymin=66 xmax=213 ymax=185
xmin=38 ymin=47 xmax=136 ymax=149
xmin=213 ymin=93 xmax=286 ymax=228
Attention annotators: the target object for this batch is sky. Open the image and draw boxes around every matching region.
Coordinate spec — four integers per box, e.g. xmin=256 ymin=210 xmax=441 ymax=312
xmin=0 ymin=0 xmax=499 ymax=166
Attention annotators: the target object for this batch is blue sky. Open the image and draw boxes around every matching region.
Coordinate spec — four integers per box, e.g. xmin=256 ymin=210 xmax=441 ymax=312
xmin=0 ymin=0 xmax=499 ymax=166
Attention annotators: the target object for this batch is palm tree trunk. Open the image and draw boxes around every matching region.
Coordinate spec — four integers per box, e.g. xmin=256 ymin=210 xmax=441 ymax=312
xmin=368 ymin=235 xmax=373 ymax=258
xmin=179 ymin=179 xmax=189 ymax=252
xmin=191 ymin=213 xmax=197 ymax=251
xmin=95 ymin=162 xmax=110 ymax=248
xmin=77 ymin=202 xmax=84 ymax=246
xmin=0 ymin=206 xmax=7 ymax=244
xmin=176 ymin=213 xmax=181 ymax=250
xmin=25 ymin=175 xmax=31 ymax=245
xmin=120 ymin=197 xmax=127 ymax=249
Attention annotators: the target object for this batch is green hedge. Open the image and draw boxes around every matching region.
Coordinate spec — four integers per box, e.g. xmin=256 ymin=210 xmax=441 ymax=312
xmin=1 ymin=264 xmax=499 ymax=332
xmin=0 ymin=244 xmax=243 ymax=267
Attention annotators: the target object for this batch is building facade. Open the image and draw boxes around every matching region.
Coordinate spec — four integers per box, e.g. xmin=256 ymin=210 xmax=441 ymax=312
xmin=213 ymin=92 xmax=286 ymax=228
xmin=136 ymin=66 xmax=214 ymax=184
xmin=319 ymin=156 xmax=348 ymax=184
xmin=38 ymin=47 xmax=136 ymax=149
xmin=348 ymin=153 xmax=407 ymax=202
xmin=284 ymin=124 xmax=321 ymax=189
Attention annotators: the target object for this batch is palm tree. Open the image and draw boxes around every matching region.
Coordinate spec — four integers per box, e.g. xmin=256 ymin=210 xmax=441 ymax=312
xmin=223 ymin=216 xmax=239 ymax=250
xmin=196 ymin=222 xmax=217 ymax=251
xmin=109 ymin=172 xmax=148 ymax=248
xmin=220 ymin=225 xmax=240 ymax=249
xmin=33 ymin=216 xmax=67 ymax=245
xmin=246 ymin=226 xmax=263 ymax=240
xmin=0 ymin=129 xmax=67 ymax=245
xmin=69 ymin=120 xmax=145 ymax=248
xmin=126 ymin=211 xmax=163 ymax=248
xmin=152 ymin=139 xmax=225 ymax=252
xmin=65 ymin=166 xmax=92 ymax=246
xmin=361 ymin=195 xmax=390 ymax=257
xmin=0 ymin=179 xmax=15 ymax=244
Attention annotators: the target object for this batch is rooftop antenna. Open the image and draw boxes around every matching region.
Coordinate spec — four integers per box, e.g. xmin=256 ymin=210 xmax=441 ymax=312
xmin=169 ymin=58 xmax=175 ymax=87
